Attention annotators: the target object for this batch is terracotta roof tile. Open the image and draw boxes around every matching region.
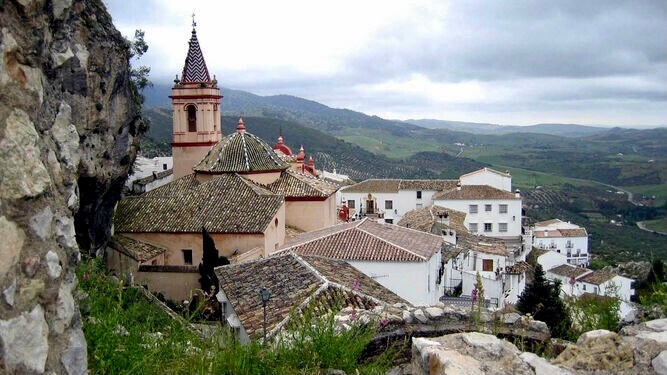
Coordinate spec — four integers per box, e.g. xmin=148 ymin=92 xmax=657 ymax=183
xmin=398 ymin=179 xmax=458 ymax=191
xmin=194 ymin=130 xmax=289 ymax=174
xmin=264 ymin=170 xmax=338 ymax=198
xmin=507 ymin=261 xmax=531 ymax=274
xmin=214 ymin=252 xmax=406 ymax=340
xmin=579 ymin=270 xmax=616 ymax=285
xmin=341 ymin=179 xmax=401 ymax=193
xmin=278 ymin=218 xmax=444 ymax=262
xmin=110 ymin=235 xmax=167 ymax=261
xmin=433 ymin=185 xmax=520 ymax=200
xmin=114 ymin=174 xmax=283 ymax=233
xmin=534 ymin=228 xmax=587 ymax=238
xmin=397 ymin=205 xmax=468 ymax=234
xmin=548 ymin=264 xmax=591 ymax=279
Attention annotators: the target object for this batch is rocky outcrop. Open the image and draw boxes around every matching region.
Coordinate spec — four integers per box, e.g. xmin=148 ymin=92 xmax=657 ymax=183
xmin=0 ymin=0 xmax=142 ymax=373
xmin=334 ymin=303 xmax=551 ymax=362
xmin=409 ymin=318 xmax=667 ymax=375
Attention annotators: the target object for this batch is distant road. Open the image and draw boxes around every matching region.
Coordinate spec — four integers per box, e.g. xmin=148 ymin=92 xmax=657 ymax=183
xmin=637 ymin=221 xmax=667 ymax=236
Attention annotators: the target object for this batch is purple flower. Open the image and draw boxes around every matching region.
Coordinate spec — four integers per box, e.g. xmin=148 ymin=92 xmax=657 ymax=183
xmin=350 ymin=308 xmax=357 ymax=321
xmin=380 ymin=318 xmax=389 ymax=327
xmin=351 ymin=278 xmax=360 ymax=291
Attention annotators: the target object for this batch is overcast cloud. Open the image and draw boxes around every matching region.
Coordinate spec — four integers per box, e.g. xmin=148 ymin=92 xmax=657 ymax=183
xmin=105 ymin=0 xmax=666 ymax=126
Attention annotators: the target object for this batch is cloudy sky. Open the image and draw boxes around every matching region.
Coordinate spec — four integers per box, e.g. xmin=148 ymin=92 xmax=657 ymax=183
xmin=105 ymin=0 xmax=666 ymax=126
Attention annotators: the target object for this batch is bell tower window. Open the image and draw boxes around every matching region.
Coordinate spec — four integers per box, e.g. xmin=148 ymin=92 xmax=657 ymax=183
xmin=186 ymin=105 xmax=197 ymax=132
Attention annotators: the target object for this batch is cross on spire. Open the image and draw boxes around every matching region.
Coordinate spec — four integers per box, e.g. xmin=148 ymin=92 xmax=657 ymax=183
xmin=192 ymin=13 xmax=196 ymax=29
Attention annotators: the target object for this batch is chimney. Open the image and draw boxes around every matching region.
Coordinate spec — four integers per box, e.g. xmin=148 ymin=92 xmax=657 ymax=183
xmin=456 ymin=181 xmax=462 ymax=190
xmin=515 ymin=189 xmax=521 ymax=198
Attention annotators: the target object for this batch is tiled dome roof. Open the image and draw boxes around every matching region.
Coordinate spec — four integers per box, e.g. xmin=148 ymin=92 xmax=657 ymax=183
xmin=194 ymin=119 xmax=289 ymax=174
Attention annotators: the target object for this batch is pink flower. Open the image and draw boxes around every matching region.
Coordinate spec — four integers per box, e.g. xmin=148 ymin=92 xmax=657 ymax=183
xmin=380 ymin=318 xmax=389 ymax=327
xmin=83 ymin=273 xmax=89 ymax=282
xmin=351 ymin=278 xmax=360 ymax=291
xmin=350 ymin=308 xmax=357 ymax=321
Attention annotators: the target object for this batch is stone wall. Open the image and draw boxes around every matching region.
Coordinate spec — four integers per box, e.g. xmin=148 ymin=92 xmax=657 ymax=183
xmin=0 ymin=0 xmax=142 ymax=373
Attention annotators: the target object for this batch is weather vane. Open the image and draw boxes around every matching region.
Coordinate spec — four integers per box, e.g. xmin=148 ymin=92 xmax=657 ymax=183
xmin=192 ymin=13 xmax=196 ymax=29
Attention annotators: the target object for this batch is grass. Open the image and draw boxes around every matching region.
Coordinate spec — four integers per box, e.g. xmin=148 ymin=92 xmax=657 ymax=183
xmin=78 ymin=258 xmax=395 ymax=374
xmin=643 ymin=217 xmax=667 ymax=233
xmin=622 ymin=184 xmax=667 ymax=206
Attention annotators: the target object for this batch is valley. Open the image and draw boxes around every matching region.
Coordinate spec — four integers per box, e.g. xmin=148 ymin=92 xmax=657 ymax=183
xmin=139 ymin=86 xmax=666 ymax=266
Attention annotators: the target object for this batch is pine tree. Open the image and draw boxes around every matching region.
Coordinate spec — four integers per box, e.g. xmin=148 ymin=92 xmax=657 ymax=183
xmin=517 ymin=264 xmax=571 ymax=338
xmin=198 ymin=227 xmax=230 ymax=295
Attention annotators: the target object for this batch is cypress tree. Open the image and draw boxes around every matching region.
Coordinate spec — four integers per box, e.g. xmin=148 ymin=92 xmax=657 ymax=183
xmin=198 ymin=227 xmax=230 ymax=294
xmin=517 ymin=264 xmax=571 ymax=338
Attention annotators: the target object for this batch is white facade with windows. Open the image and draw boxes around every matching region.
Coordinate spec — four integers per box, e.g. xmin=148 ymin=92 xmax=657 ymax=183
xmin=433 ymin=198 xmax=522 ymax=238
xmin=532 ymin=219 xmax=589 ymax=266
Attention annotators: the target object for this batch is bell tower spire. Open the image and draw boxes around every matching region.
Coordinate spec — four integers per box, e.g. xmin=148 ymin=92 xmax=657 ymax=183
xmin=170 ymin=20 xmax=223 ymax=179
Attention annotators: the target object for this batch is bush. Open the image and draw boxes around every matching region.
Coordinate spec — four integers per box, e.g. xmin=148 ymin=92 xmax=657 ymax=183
xmin=564 ymin=284 xmax=621 ymax=339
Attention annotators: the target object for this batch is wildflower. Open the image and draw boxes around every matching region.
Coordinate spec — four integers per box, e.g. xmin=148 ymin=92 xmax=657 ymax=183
xmin=350 ymin=308 xmax=357 ymax=322
xmin=351 ymin=278 xmax=359 ymax=291
xmin=380 ymin=318 xmax=389 ymax=327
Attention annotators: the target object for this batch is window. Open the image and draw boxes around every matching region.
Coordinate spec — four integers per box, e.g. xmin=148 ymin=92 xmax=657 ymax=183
xmin=469 ymin=205 xmax=478 ymax=214
xmin=162 ymin=163 xmax=168 ymax=170
xmin=469 ymin=223 xmax=478 ymax=233
xmin=384 ymin=219 xmax=393 ymax=224
xmin=484 ymin=223 xmax=492 ymax=232
xmin=482 ymin=259 xmax=494 ymax=272
xmin=275 ymin=218 xmax=279 ymax=226
xmin=416 ymin=191 xmax=422 ymax=199
xmin=499 ymin=204 xmax=508 ymax=214
xmin=583 ymin=284 xmax=587 ymax=291
xmin=347 ymin=200 xmax=355 ymax=208
xmin=385 ymin=200 xmax=393 ymax=209
xmin=485 ymin=204 xmax=492 ymax=212
xmin=499 ymin=223 xmax=508 ymax=232
xmin=182 ymin=249 xmax=193 ymax=265
xmin=186 ymin=105 xmax=197 ymax=132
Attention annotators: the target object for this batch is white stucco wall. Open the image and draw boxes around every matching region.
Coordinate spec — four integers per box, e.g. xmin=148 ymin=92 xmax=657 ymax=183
xmin=340 ymin=188 xmax=442 ymax=223
xmin=349 ymin=253 xmax=443 ymax=306
xmin=537 ymin=251 xmax=568 ymax=271
xmin=534 ymin=235 xmax=589 ymax=266
xmin=460 ymin=170 xmax=512 ymax=192
xmin=434 ymin=198 xmax=522 ymax=238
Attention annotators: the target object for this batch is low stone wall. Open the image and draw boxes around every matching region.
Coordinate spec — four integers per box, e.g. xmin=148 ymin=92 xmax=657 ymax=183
xmin=334 ymin=302 xmax=551 ymax=362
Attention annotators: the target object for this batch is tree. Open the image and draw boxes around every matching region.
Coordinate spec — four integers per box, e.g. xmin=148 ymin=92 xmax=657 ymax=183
xmin=198 ymin=227 xmax=229 ymax=295
xmin=517 ymin=264 xmax=571 ymax=338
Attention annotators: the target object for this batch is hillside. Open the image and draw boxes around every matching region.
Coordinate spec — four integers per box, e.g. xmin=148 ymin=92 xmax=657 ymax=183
xmin=405 ymin=119 xmax=614 ymax=137
xmin=141 ymin=109 xmax=485 ymax=181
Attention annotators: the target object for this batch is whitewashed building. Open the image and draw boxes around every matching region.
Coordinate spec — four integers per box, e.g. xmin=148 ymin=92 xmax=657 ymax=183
xmin=398 ymin=205 xmax=530 ymax=308
xmin=274 ymin=218 xmax=447 ymax=306
xmin=533 ymin=248 xmax=568 ymax=271
xmin=533 ymin=219 xmax=589 ymax=266
xmin=125 ymin=156 xmax=173 ymax=194
xmin=339 ymin=179 xmax=457 ymax=224
xmin=433 ymin=185 xmax=523 ymax=239
xmin=546 ymin=264 xmax=635 ymax=318
xmin=459 ymin=167 xmax=512 ymax=192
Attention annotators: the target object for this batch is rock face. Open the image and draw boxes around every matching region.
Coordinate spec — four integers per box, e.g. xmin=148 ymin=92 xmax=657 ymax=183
xmin=0 ymin=0 xmax=142 ymax=373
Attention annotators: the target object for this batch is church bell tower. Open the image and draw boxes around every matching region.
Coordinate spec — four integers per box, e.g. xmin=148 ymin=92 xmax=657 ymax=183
xmin=170 ymin=20 xmax=222 ymax=179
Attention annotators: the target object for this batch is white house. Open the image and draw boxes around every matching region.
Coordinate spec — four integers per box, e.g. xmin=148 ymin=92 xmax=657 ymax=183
xmin=339 ymin=179 xmax=457 ymax=224
xmin=397 ymin=205 xmax=530 ymax=308
xmin=274 ymin=218 xmax=447 ymax=306
xmin=433 ymin=185 xmax=523 ymax=239
xmin=459 ymin=167 xmax=512 ymax=192
xmin=125 ymin=156 xmax=174 ymax=194
xmin=546 ymin=264 xmax=635 ymax=319
xmin=533 ymin=219 xmax=589 ymax=266
xmin=533 ymin=248 xmax=568 ymax=271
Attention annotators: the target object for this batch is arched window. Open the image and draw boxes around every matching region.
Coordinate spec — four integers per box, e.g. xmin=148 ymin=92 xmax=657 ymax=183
xmin=186 ymin=105 xmax=197 ymax=132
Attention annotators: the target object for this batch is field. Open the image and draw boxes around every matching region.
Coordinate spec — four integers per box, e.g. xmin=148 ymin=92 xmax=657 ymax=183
xmin=643 ymin=217 xmax=667 ymax=233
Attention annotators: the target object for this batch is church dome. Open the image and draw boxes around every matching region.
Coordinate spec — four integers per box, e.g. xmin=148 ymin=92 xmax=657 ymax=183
xmin=194 ymin=118 xmax=290 ymax=174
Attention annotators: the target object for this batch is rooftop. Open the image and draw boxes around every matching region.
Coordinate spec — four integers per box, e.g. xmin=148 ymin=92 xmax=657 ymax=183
xmin=277 ymin=218 xmax=445 ymax=262
xmin=110 ymin=235 xmax=167 ymax=262
xmin=433 ymin=185 xmax=520 ymax=200
xmin=397 ymin=205 xmax=468 ymax=234
xmin=214 ymin=252 xmax=407 ymax=340
xmin=114 ymin=174 xmax=283 ymax=234
xmin=194 ymin=119 xmax=290 ymax=174
xmin=460 ymin=167 xmax=511 ymax=179
xmin=264 ymin=170 xmax=338 ymax=199
xmin=180 ymin=27 xmax=211 ymax=83
xmin=579 ymin=270 xmax=617 ymax=285
xmin=341 ymin=179 xmax=457 ymax=194
xmin=534 ymin=228 xmax=588 ymax=238
xmin=548 ymin=264 xmax=591 ymax=279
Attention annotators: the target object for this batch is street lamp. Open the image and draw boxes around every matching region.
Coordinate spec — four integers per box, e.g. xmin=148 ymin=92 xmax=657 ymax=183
xmin=259 ymin=287 xmax=271 ymax=345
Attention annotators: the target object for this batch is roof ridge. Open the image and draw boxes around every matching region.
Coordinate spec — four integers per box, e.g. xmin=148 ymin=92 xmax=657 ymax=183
xmin=276 ymin=221 xmax=362 ymax=253
xmin=356 ymin=224 xmax=427 ymax=261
